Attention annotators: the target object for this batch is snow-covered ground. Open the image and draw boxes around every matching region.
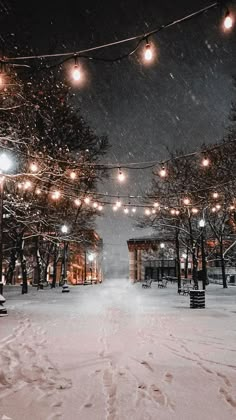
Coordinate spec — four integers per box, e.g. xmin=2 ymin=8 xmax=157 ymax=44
xmin=0 ymin=280 xmax=236 ymax=420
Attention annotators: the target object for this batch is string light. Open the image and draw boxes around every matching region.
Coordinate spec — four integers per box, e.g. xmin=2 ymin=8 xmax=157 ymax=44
xmin=202 ymin=156 xmax=210 ymax=167
xmin=153 ymin=202 xmax=159 ymax=208
xmin=212 ymin=207 xmax=216 ymax=213
xmin=216 ymin=204 xmax=221 ymax=210
xmin=159 ymin=166 xmax=167 ymax=178
xmin=183 ymin=198 xmax=190 ymax=205
xmin=213 ymin=192 xmax=219 ymax=199
xmin=175 ymin=210 xmax=180 ymax=215
xmin=132 ymin=207 xmax=136 ymax=213
xmin=144 ymin=40 xmax=153 ymax=61
xmin=113 ymin=205 xmax=118 ymax=212
xmin=24 ymin=180 xmax=32 ymax=190
xmin=84 ymin=197 xmax=90 ymax=205
xmin=35 ymin=188 xmax=41 ymax=195
xmin=70 ymin=171 xmax=76 ymax=180
xmin=93 ymin=202 xmax=98 ymax=208
xmin=145 ymin=209 xmax=151 ymax=216
xmin=30 ymin=162 xmax=38 ymax=172
xmin=98 ymin=205 xmax=103 ymax=211
xmin=152 ymin=209 xmax=156 ymax=214
xmin=124 ymin=207 xmax=129 ymax=214
xmin=230 ymin=205 xmax=235 ymax=211
xmin=72 ymin=57 xmax=81 ymax=81
xmin=116 ymin=199 xmax=122 ymax=208
xmin=74 ymin=198 xmax=81 ymax=206
xmin=117 ymin=168 xmax=125 ymax=182
xmin=223 ymin=9 xmax=234 ymax=30
xmin=52 ymin=190 xmax=61 ymax=200
xmin=192 ymin=208 xmax=199 ymax=214
xmin=170 ymin=209 xmax=176 ymax=215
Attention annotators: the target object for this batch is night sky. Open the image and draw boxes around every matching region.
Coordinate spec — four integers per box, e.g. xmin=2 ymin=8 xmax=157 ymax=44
xmin=1 ymin=0 xmax=236 ymax=276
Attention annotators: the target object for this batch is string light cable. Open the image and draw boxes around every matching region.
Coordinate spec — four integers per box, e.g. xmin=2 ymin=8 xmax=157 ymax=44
xmin=1 ymin=2 xmax=224 ymax=68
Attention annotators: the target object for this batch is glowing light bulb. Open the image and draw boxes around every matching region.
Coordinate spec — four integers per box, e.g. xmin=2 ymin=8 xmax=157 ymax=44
xmin=216 ymin=204 xmax=221 ymax=210
xmin=118 ymin=169 xmax=125 ymax=182
xmin=202 ymin=157 xmax=210 ymax=167
xmin=36 ymin=188 xmax=41 ymax=195
xmin=132 ymin=207 xmax=136 ymax=213
xmin=116 ymin=200 xmax=121 ymax=208
xmin=170 ymin=209 xmax=176 ymax=215
xmin=183 ymin=198 xmax=190 ymax=205
xmin=192 ymin=208 xmax=198 ymax=214
xmin=74 ymin=198 xmax=81 ymax=206
xmin=93 ymin=202 xmax=98 ymax=208
xmin=52 ymin=190 xmax=61 ymax=200
xmin=154 ymin=202 xmax=159 ymax=208
xmin=213 ymin=192 xmax=219 ymax=199
xmin=160 ymin=243 xmax=165 ymax=249
xmin=0 ymin=74 xmax=4 ymax=87
xmin=152 ymin=209 xmax=156 ymax=214
xmin=18 ymin=183 xmax=22 ymax=189
xmin=70 ymin=171 xmax=76 ymax=180
xmin=159 ymin=167 xmax=167 ymax=177
xmin=145 ymin=209 xmax=151 ymax=216
xmin=223 ymin=11 xmax=233 ymax=30
xmin=144 ymin=43 xmax=153 ymax=61
xmin=175 ymin=210 xmax=180 ymax=215
xmin=113 ymin=205 xmax=118 ymax=212
xmin=98 ymin=205 xmax=103 ymax=211
xmin=230 ymin=205 xmax=235 ymax=211
xmin=30 ymin=162 xmax=38 ymax=172
xmin=84 ymin=197 xmax=90 ymax=205
xmin=24 ymin=180 xmax=32 ymax=190
xmin=72 ymin=65 xmax=81 ymax=81
xmin=212 ymin=207 xmax=216 ymax=213
xmin=124 ymin=208 xmax=129 ymax=214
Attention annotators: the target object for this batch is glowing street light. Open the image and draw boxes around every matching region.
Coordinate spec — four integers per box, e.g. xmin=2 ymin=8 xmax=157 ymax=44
xmin=144 ymin=42 xmax=153 ymax=61
xmin=223 ymin=10 xmax=234 ymax=30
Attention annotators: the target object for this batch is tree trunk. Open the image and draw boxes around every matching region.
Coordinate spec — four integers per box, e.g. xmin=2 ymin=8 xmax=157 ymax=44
xmin=34 ymin=236 xmax=43 ymax=289
xmin=184 ymin=248 xmax=189 ymax=279
xmin=6 ymin=244 xmax=17 ymax=284
xmin=175 ymin=227 xmax=181 ymax=292
xmin=51 ymin=244 xmax=58 ymax=288
xmin=220 ymin=240 xmax=227 ymax=288
xmin=18 ymin=236 xmax=28 ymax=294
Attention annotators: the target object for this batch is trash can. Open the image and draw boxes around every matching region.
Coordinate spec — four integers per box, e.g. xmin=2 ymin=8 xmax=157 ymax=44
xmin=190 ymin=290 xmax=205 ymax=308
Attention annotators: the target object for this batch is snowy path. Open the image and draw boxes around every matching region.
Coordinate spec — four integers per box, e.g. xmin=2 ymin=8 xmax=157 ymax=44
xmin=0 ymin=280 xmax=236 ymax=420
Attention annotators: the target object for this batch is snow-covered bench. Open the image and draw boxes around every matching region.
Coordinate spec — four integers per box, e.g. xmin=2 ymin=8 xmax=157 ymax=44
xmin=142 ymin=279 xmax=152 ymax=288
xmin=158 ymin=279 xmax=168 ymax=288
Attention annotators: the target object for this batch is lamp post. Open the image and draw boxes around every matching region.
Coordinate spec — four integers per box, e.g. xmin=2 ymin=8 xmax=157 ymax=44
xmin=0 ymin=153 xmax=12 ymax=290
xmin=160 ymin=242 xmax=165 ymax=278
xmin=61 ymin=224 xmax=69 ymax=284
xmin=199 ymin=219 xmax=207 ymax=290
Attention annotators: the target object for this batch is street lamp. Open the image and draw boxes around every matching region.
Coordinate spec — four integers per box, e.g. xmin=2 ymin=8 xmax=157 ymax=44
xmin=0 ymin=153 xmax=13 ymax=287
xmin=61 ymin=224 xmax=69 ymax=285
xmin=199 ymin=219 xmax=207 ymax=290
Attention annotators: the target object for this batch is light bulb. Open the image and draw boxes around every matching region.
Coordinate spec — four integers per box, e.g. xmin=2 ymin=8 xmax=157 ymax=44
xmin=132 ymin=207 xmax=136 ymax=213
xmin=152 ymin=209 xmax=156 ymax=214
xmin=145 ymin=209 xmax=151 ymax=216
xmin=118 ymin=169 xmax=125 ymax=182
xmin=72 ymin=65 xmax=81 ymax=81
xmin=93 ymin=202 xmax=98 ymax=208
xmin=116 ymin=200 xmax=121 ymax=208
xmin=212 ymin=207 xmax=216 ymax=213
xmin=175 ymin=210 xmax=180 ymax=216
xmin=144 ymin=43 xmax=153 ymax=61
xmin=224 ymin=11 xmax=233 ymax=30
xmin=24 ymin=180 xmax=32 ymax=190
xmin=36 ymin=188 xmax=41 ymax=195
xmin=124 ymin=208 xmax=129 ymax=214
xmin=213 ymin=192 xmax=219 ymax=199
xmin=170 ymin=209 xmax=176 ymax=215
xmin=230 ymin=205 xmax=235 ymax=211
xmin=192 ymin=208 xmax=198 ymax=214
xmin=52 ymin=190 xmax=60 ymax=200
xmin=74 ymin=198 xmax=81 ymax=206
xmin=84 ymin=197 xmax=90 ymax=205
xmin=159 ymin=167 xmax=167 ymax=177
xmin=216 ymin=204 xmax=221 ymax=210
xmin=113 ymin=205 xmax=118 ymax=212
xmin=98 ymin=205 xmax=103 ymax=211
xmin=70 ymin=171 xmax=76 ymax=180
xmin=154 ymin=202 xmax=159 ymax=208
xmin=61 ymin=224 xmax=68 ymax=234
xmin=30 ymin=162 xmax=38 ymax=172
xmin=202 ymin=157 xmax=210 ymax=167
xmin=183 ymin=198 xmax=190 ymax=205
xmin=160 ymin=243 xmax=165 ymax=249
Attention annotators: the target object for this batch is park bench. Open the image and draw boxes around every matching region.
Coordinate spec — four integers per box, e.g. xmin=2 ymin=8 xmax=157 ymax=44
xmin=158 ymin=279 xmax=168 ymax=288
xmin=142 ymin=278 xmax=152 ymax=288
